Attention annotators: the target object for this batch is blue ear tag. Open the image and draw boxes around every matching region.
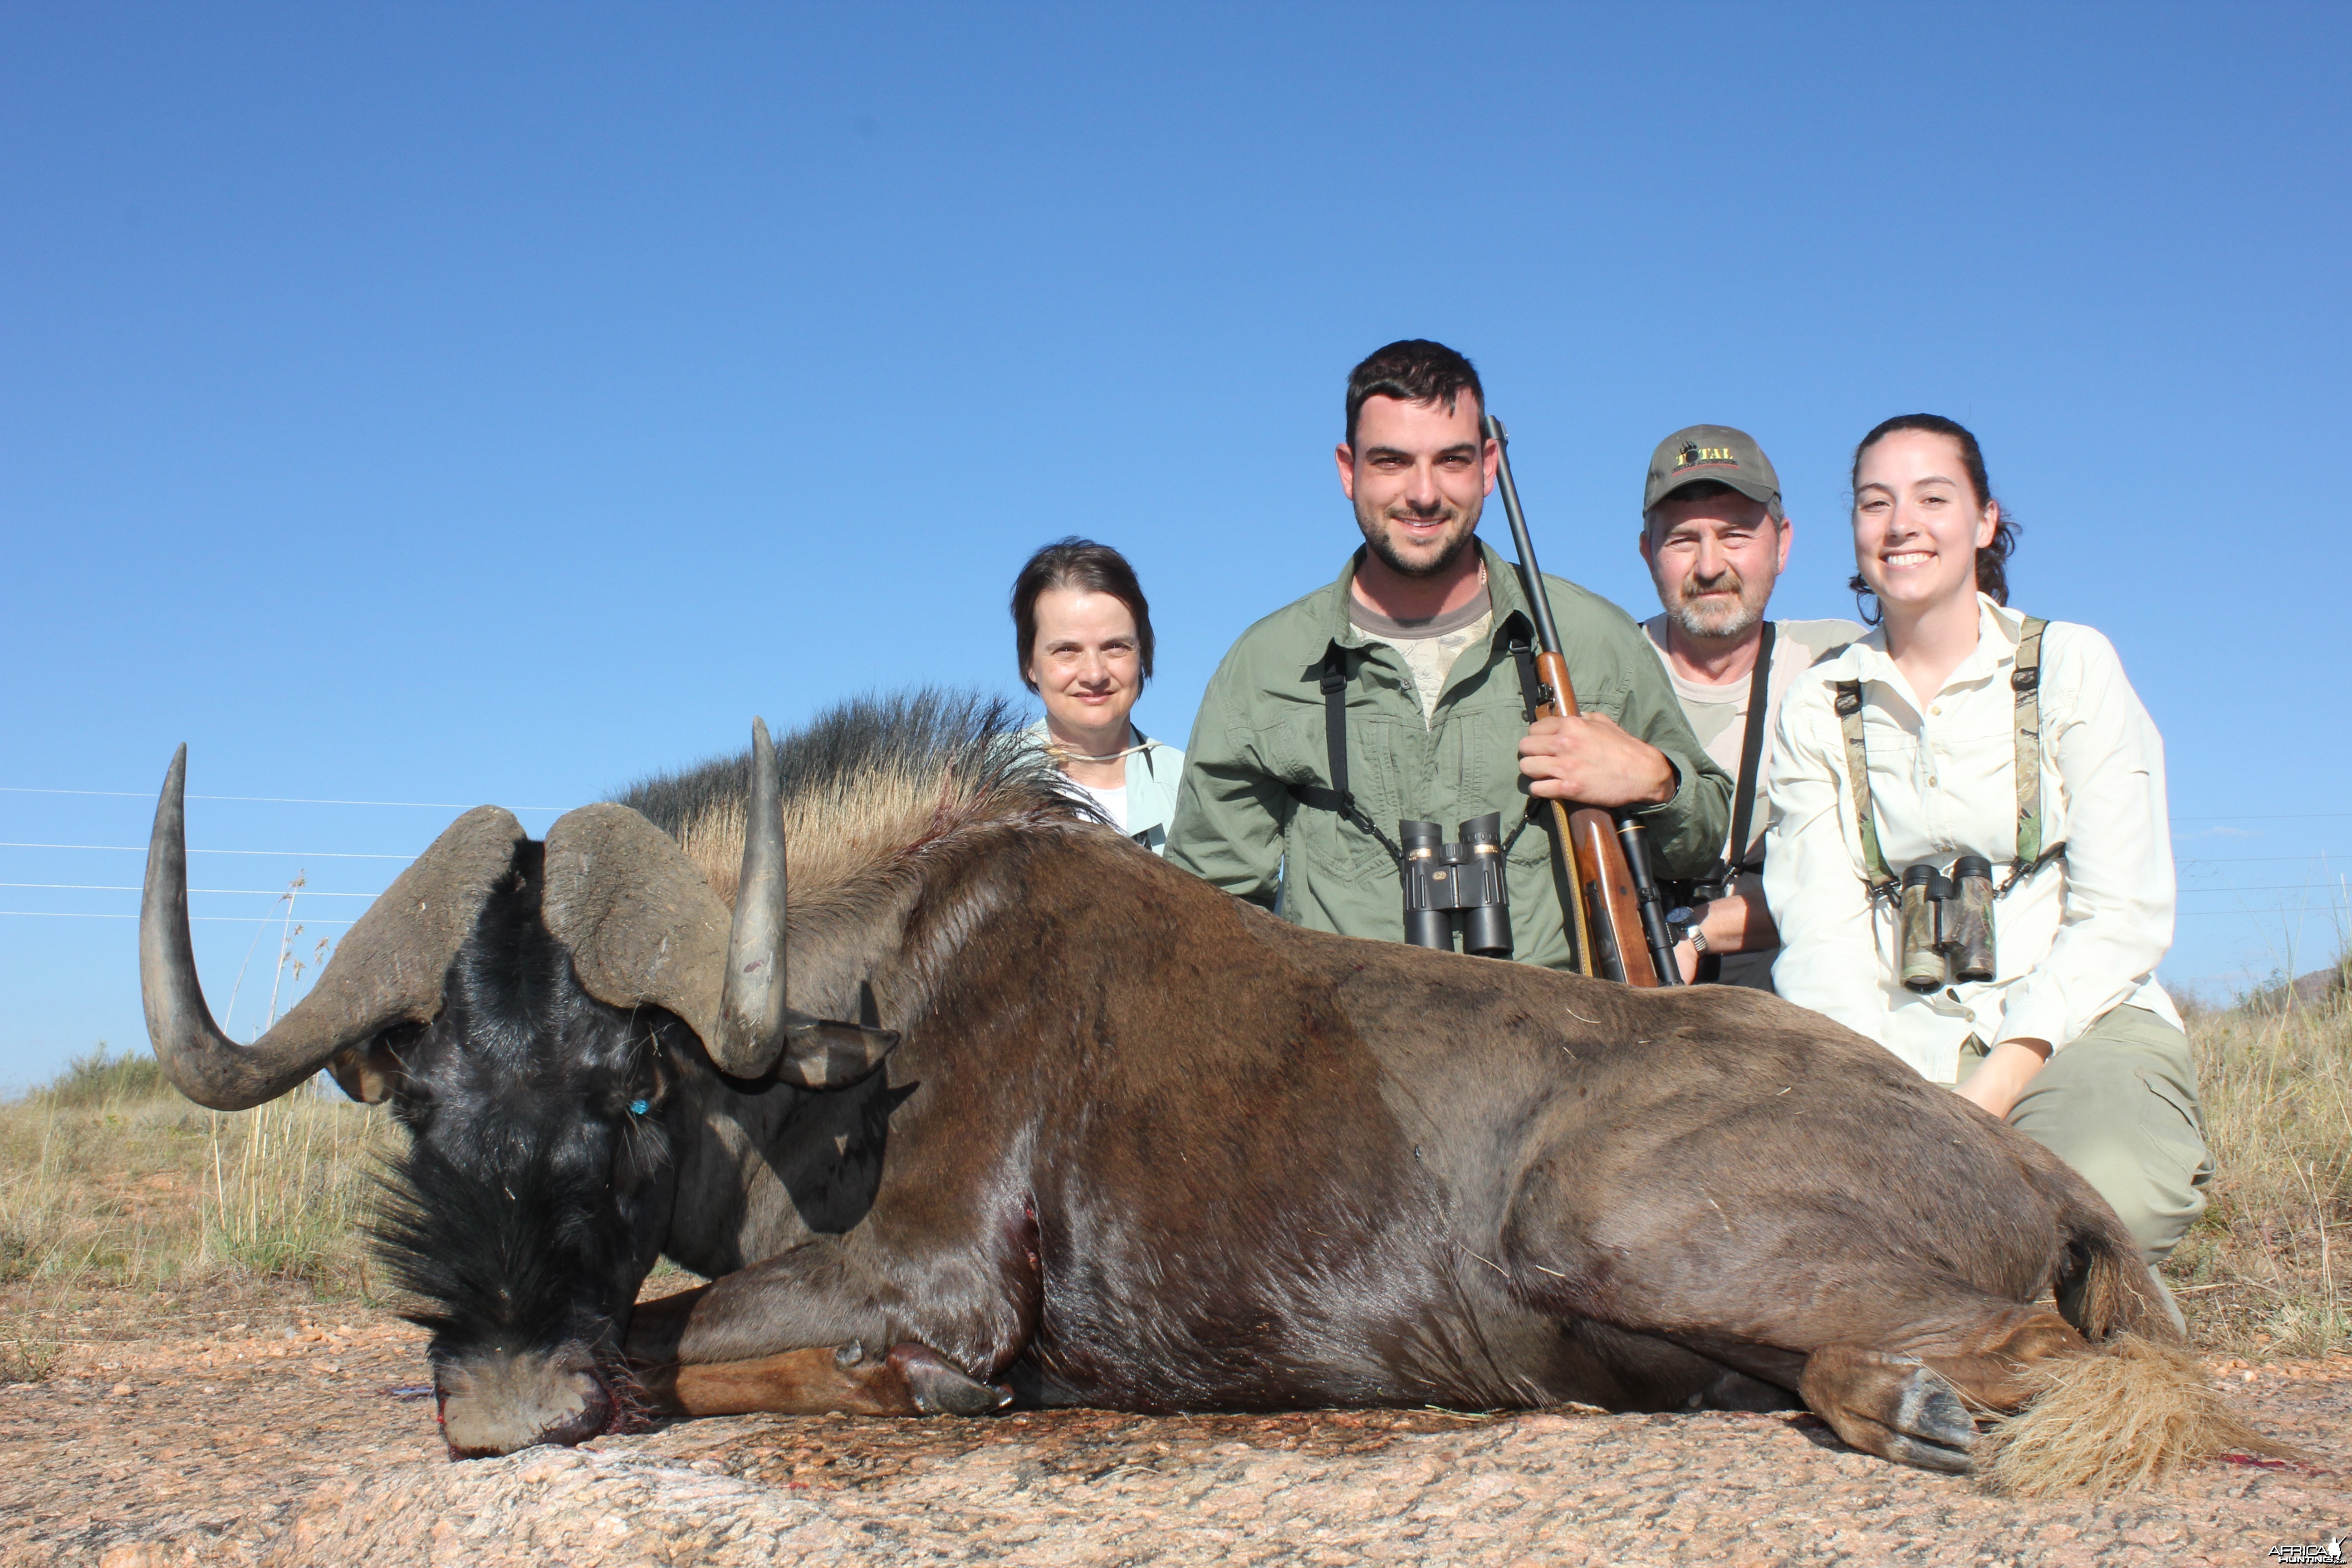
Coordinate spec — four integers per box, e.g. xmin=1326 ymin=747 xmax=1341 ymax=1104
xmin=629 ymin=1098 xmax=651 ymax=1116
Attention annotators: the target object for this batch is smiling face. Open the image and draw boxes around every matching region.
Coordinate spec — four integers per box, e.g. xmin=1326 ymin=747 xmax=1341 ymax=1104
xmin=1851 ymin=429 xmax=1999 ymax=618
xmin=1024 ymin=587 xmax=1142 ymax=740
xmin=1642 ymin=487 xmax=1789 ymax=641
xmin=1338 ymin=394 xmax=1496 ymax=578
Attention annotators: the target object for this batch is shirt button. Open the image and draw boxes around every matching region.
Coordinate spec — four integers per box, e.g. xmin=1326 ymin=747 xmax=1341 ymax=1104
xmin=1930 ymin=705 xmax=1941 ymax=716
xmin=1928 ymin=776 xmax=1939 ymax=788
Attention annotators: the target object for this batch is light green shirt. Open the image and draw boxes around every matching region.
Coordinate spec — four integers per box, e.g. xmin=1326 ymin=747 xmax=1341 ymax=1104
xmin=1022 ymin=719 xmax=1184 ymax=857
xmin=1167 ymin=541 xmax=1731 ymax=970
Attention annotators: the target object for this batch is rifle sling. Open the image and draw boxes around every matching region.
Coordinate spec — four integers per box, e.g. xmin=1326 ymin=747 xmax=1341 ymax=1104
xmin=1500 ymin=618 xmax=1548 ymax=854
xmin=1721 ymin=620 xmax=1776 ymax=885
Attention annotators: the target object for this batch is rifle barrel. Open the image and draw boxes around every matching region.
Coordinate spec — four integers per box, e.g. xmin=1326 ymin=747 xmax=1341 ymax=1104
xmin=1482 ymin=415 xmax=1566 ymax=657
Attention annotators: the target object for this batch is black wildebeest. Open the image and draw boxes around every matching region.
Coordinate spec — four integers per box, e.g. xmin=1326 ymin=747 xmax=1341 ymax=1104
xmin=138 ymin=693 xmax=2243 ymax=1485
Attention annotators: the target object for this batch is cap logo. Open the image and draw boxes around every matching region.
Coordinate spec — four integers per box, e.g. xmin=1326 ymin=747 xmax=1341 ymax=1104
xmin=1674 ymin=442 xmax=1739 ymax=471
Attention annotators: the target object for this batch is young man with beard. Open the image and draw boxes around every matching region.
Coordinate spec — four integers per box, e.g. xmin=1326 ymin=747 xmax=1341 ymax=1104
xmin=1167 ymin=341 xmax=1730 ymax=972
xmin=1636 ymin=425 xmax=1861 ymax=989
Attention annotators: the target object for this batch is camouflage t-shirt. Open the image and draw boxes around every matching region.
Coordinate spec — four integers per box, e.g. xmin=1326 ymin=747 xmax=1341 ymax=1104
xmin=1641 ymin=614 xmax=1864 ymax=865
xmin=1348 ymin=587 xmax=1495 ymax=726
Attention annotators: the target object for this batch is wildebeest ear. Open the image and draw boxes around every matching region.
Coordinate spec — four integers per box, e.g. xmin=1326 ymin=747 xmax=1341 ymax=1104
xmin=328 ymin=1037 xmax=405 ymax=1104
xmin=775 ymin=1011 xmax=900 ymax=1089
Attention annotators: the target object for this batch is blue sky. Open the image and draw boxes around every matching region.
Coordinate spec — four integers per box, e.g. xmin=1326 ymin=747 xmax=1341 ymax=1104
xmin=4 ymin=4 xmax=2347 ymax=1090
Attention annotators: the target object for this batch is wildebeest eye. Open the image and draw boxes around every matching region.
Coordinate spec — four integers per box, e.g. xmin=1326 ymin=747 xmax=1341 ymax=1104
xmin=628 ymin=1098 xmax=650 ymax=1116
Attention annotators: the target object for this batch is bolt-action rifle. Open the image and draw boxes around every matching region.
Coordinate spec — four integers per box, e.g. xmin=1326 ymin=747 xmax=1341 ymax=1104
xmin=1483 ymin=414 xmax=1683 ymax=988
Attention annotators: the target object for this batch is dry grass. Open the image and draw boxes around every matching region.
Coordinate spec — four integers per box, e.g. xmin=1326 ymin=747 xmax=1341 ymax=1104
xmin=0 ymin=1045 xmax=704 ymax=1387
xmin=2163 ymin=986 xmax=2352 ymax=1357
xmin=0 ymin=1047 xmax=392 ymax=1381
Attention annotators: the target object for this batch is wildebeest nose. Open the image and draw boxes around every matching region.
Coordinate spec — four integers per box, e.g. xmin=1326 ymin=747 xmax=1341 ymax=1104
xmin=532 ymin=1375 xmax=612 ymax=1448
xmin=436 ymin=1353 xmax=615 ymax=1459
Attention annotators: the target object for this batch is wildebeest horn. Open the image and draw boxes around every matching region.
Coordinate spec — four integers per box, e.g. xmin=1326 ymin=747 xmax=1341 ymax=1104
xmin=717 ymin=715 xmax=791 ymax=1068
xmin=140 ymin=745 xmax=527 ymax=1111
xmin=543 ymin=719 xmax=897 ymax=1084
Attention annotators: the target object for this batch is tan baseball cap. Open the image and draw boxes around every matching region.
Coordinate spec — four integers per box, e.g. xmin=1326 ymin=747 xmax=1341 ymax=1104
xmin=1643 ymin=424 xmax=1782 ymax=518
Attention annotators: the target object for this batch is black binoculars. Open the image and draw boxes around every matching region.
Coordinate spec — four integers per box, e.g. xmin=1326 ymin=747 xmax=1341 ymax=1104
xmin=1401 ymin=813 xmax=1512 ymax=958
xmin=1897 ymin=854 xmax=1996 ymax=992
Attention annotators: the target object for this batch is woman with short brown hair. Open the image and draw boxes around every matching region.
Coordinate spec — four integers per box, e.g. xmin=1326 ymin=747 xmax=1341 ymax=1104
xmin=1011 ymin=537 xmax=1183 ymax=855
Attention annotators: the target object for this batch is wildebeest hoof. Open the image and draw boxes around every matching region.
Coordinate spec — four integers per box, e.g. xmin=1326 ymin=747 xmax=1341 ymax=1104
xmin=1800 ymin=1345 xmax=1978 ymax=1475
xmin=833 ymin=1339 xmax=867 ymax=1368
xmin=889 ymin=1343 xmax=1012 ymax=1415
xmin=1881 ymin=1366 xmax=1977 ymax=1473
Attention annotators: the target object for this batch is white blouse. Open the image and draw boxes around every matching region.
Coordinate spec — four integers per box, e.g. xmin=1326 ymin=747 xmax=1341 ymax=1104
xmin=1763 ymin=595 xmax=2179 ymax=1084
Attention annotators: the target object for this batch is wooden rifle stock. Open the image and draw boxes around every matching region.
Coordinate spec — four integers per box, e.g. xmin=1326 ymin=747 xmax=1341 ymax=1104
xmin=1532 ymin=650 xmax=1662 ymax=987
xmin=1487 ymin=408 xmax=1676 ymax=988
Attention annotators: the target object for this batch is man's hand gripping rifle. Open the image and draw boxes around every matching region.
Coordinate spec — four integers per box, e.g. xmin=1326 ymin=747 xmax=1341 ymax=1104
xmin=1484 ymin=414 xmax=1683 ymax=988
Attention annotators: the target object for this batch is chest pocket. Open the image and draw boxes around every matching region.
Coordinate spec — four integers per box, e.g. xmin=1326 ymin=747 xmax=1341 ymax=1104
xmin=1924 ymin=699 xmax=2013 ymax=748
xmin=1265 ymin=709 xmax=1389 ymax=880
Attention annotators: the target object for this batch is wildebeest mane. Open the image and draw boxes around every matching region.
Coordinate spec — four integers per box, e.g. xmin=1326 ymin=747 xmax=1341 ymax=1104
xmin=613 ymin=688 xmax=1083 ymax=909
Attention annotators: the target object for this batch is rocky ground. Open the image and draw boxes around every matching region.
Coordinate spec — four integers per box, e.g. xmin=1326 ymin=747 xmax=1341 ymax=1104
xmin=2 ymin=1283 xmax=2345 ymax=1568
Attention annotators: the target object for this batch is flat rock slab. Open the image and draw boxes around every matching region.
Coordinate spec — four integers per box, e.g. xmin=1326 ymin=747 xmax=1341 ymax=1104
xmin=4 ymin=1288 xmax=2347 ymax=1567
xmin=275 ymin=1399 xmax=2352 ymax=1567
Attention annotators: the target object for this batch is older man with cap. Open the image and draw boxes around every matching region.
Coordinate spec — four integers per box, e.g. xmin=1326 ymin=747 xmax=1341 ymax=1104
xmin=1637 ymin=425 xmax=1860 ymax=989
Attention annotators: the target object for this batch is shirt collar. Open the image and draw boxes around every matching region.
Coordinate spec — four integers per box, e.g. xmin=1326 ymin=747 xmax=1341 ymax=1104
xmin=1831 ymin=593 xmax=2023 ymax=701
xmin=1326 ymin=537 xmax=1525 ymax=647
xmin=1950 ymin=594 xmax=2025 ymax=686
xmin=1024 ymin=715 xmax=1148 ymax=754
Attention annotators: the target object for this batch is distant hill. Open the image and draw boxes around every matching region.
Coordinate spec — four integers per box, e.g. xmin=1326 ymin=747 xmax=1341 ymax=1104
xmin=2291 ymin=965 xmax=2347 ymax=1005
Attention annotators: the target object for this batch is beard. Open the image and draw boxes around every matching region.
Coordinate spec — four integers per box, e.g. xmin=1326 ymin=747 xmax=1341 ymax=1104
xmin=1357 ymin=500 xmax=1479 ymax=580
xmin=1670 ymin=565 xmax=1770 ymax=640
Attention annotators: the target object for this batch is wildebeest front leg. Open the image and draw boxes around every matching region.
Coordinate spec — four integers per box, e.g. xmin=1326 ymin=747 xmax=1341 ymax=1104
xmin=632 ymin=1321 xmax=1008 ymax=1417
xmin=627 ymin=1241 xmax=1015 ymax=1418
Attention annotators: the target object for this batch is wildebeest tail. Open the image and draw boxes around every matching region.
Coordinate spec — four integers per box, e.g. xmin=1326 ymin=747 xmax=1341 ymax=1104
xmin=1982 ymin=1333 xmax=2300 ymax=1497
xmin=2051 ymin=1196 xmax=2176 ymax=1344
xmin=1986 ymin=1183 xmax=2297 ymax=1497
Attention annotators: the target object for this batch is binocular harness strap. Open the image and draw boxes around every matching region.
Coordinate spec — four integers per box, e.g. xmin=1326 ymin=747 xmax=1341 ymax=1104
xmin=1285 ymin=642 xmax=1408 ymax=868
xmin=2012 ymin=616 xmax=2048 ymax=865
xmin=1833 ymin=681 xmax=1899 ymax=902
xmin=1835 ymin=615 xmax=2062 ymax=907
xmin=1288 ymin=633 xmax=1552 ymax=870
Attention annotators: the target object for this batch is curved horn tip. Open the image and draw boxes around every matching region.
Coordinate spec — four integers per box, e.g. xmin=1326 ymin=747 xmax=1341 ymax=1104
xmin=713 ymin=713 xmax=789 ymax=1075
xmin=160 ymin=744 xmax=188 ymax=799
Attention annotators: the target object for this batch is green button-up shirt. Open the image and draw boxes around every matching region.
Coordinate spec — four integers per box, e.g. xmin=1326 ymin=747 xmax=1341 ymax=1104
xmin=1166 ymin=540 xmax=1732 ymax=971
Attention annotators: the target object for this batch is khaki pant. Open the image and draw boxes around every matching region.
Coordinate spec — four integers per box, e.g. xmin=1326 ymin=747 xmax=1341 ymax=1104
xmin=1956 ymin=1004 xmax=2214 ymax=1266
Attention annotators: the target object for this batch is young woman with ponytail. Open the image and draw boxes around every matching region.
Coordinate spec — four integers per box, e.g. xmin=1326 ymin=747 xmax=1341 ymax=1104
xmin=1763 ymin=415 xmax=2210 ymax=1311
